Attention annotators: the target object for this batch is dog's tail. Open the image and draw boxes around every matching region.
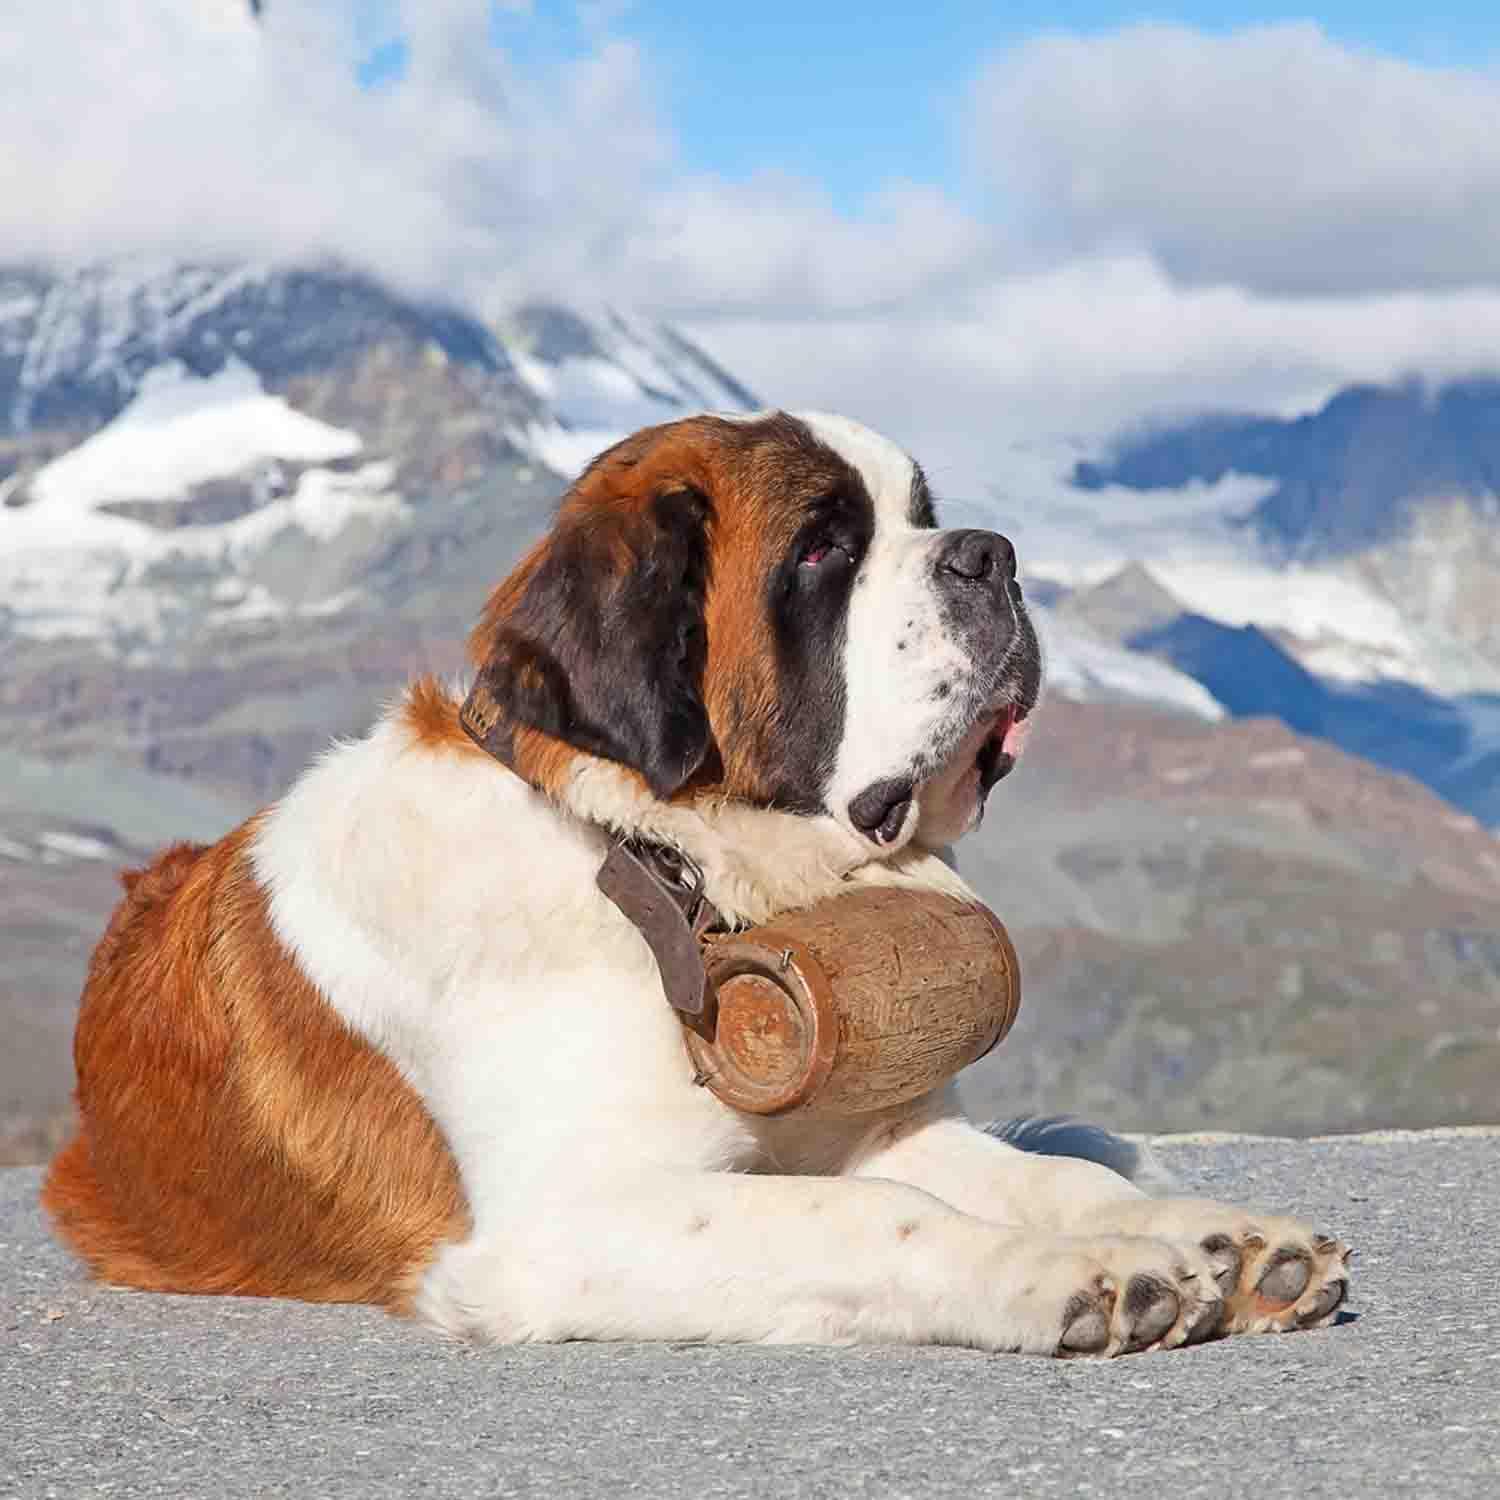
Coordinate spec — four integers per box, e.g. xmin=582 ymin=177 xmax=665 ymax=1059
xmin=982 ymin=1115 xmax=1179 ymax=1194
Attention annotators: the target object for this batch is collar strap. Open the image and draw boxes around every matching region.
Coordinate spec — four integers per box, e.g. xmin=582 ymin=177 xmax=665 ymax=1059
xmin=460 ymin=677 xmax=721 ymax=1019
xmin=596 ymin=837 xmax=722 ymax=1018
xmin=459 ymin=672 xmax=513 ymax=765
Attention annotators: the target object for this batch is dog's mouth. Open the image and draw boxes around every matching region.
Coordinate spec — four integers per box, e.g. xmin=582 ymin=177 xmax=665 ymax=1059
xmin=847 ymin=700 xmax=1033 ymax=846
xmin=847 ymin=777 xmax=918 ymax=844
xmin=974 ymin=701 xmax=1032 ymax=795
xmin=848 ymin=590 xmax=1041 ymax=848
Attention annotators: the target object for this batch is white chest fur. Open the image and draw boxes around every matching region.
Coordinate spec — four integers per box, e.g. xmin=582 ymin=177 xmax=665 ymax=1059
xmin=250 ymin=714 xmax=764 ymax=1220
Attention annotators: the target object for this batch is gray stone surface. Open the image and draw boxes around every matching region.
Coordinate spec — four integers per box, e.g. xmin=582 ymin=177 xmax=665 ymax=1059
xmin=4 ymin=1133 xmax=1498 ymax=1498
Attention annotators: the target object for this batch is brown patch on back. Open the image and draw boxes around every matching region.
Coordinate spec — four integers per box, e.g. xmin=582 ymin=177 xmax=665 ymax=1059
xmin=42 ymin=826 xmax=468 ymax=1308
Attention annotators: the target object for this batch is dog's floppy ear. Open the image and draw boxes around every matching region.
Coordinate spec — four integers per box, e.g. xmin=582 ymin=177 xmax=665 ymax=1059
xmin=465 ymin=483 xmax=714 ymax=801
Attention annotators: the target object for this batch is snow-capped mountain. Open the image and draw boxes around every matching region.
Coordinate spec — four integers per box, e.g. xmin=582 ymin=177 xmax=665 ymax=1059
xmin=0 ymin=261 xmax=754 ymax=660
xmin=502 ymin=303 xmax=759 ymax=476
xmin=0 ymin=260 xmax=515 ymax=439
xmin=0 ymin=257 xmax=1218 ymax=730
xmin=1073 ymin=378 xmax=1500 ymax=562
xmin=999 ymin=380 xmax=1500 ymax=826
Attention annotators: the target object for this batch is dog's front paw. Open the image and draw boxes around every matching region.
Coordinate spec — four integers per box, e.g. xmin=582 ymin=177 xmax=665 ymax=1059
xmin=1011 ymin=1235 xmax=1224 ymax=1358
xmin=1082 ymin=1199 xmax=1352 ymax=1337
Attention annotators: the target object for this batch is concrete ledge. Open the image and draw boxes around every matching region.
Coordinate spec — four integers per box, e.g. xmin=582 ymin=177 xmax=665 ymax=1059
xmin=5 ymin=1134 xmax=1498 ymax=1499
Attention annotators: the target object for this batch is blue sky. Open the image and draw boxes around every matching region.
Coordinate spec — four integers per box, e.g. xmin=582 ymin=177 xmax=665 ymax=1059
xmin=489 ymin=2 xmax=1499 ymax=210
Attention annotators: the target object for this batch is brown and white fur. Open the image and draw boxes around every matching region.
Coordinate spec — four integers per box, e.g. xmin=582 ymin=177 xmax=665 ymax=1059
xmin=44 ymin=411 xmax=1350 ymax=1356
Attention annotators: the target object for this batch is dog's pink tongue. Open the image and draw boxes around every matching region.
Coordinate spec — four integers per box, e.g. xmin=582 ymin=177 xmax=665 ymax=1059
xmin=1001 ymin=712 xmax=1031 ymax=759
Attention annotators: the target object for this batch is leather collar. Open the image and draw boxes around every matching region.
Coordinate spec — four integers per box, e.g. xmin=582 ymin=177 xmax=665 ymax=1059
xmin=458 ymin=669 xmax=514 ymax=767
xmin=596 ymin=837 xmax=722 ymax=1018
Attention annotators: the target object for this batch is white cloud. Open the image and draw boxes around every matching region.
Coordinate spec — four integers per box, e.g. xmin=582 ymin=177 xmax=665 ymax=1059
xmin=0 ymin=1 xmax=667 ymax=307
xmin=620 ymin=175 xmax=995 ymax=317
xmin=4 ymin=1 xmax=986 ymax=321
xmin=970 ymin=23 xmax=1500 ymax=296
xmin=686 ymin=255 xmax=1500 ymax=497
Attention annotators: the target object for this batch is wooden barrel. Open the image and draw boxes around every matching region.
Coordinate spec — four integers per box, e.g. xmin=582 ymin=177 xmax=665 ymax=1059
xmin=684 ymin=887 xmax=1020 ymax=1117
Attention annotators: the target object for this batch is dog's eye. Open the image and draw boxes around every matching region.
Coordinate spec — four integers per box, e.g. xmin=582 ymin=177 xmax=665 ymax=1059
xmin=798 ymin=538 xmax=851 ymax=571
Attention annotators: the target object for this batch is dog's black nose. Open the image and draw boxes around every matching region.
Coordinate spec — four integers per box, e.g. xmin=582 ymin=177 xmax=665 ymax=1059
xmin=938 ymin=529 xmax=1016 ymax=584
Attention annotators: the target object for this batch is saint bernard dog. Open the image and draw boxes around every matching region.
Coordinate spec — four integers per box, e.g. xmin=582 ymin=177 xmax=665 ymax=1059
xmin=44 ymin=411 xmax=1350 ymax=1356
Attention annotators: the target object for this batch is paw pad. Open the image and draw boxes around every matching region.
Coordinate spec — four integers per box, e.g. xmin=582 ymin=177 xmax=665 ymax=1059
xmin=1059 ymin=1277 xmax=1116 ymax=1355
xmin=1200 ymin=1232 xmax=1241 ymax=1294
xmin=1296 ymin=1279 xmax=1347 ymax=1327
xmin=1122 ymin=1273 xmax=1180 ymax=1351
xmin=1256 ymin=1249 xmax=1312 ymax=1304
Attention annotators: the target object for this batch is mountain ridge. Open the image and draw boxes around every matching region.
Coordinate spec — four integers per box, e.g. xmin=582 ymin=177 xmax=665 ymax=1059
xmin=1072 ymin=375 xmax=1500 ymax=560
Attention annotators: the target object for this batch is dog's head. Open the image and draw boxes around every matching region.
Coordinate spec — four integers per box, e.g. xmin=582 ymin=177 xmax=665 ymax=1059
xmin=467 ymin=411 xmax=1040 ymax=853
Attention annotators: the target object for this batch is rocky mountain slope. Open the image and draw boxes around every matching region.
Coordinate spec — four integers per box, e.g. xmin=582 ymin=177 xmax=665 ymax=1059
xmin=958 ymin=702 xmax=1500 ymax=1135
xmin=2 ymin=259 xmax=1497 ymax=1159
xmin=1035 ymin=377 xmax=1500 ymax=831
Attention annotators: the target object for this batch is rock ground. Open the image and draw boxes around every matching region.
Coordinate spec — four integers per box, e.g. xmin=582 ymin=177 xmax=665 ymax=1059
xmin=4 ymin=1131 xmax=1497 ymax=1499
